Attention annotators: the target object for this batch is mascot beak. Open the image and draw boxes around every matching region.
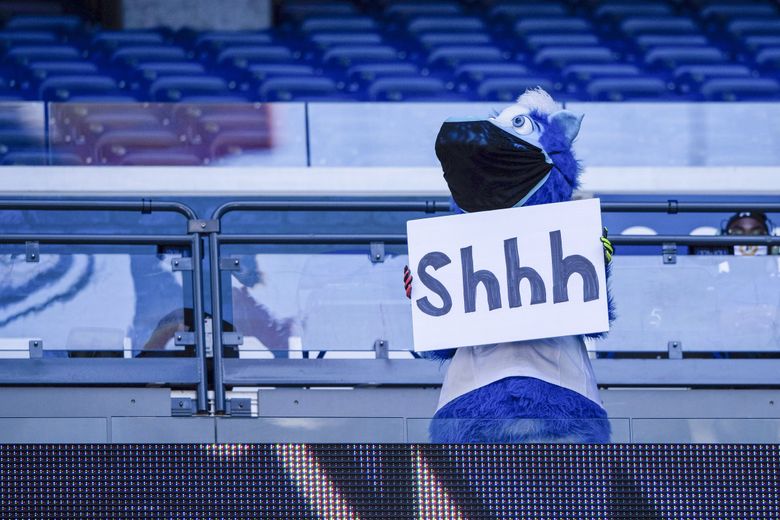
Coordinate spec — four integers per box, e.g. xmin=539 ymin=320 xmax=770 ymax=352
xmin=548 ymin=110 xmax=584 ymax=149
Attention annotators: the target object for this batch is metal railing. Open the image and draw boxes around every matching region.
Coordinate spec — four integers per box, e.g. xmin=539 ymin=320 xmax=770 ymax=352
xmin=3 ymin=198 xmax=780 ymax=415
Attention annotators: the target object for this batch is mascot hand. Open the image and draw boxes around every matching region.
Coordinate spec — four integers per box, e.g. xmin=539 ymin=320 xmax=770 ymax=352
xmin=601 ymin=227 xmax=614 ymax=264
xmin=403 ymin=265 xmax=412 ymax=299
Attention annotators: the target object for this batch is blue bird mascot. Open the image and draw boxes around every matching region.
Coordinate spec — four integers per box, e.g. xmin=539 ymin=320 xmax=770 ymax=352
xmin=404 ymin=88 xmax=616 ymax=443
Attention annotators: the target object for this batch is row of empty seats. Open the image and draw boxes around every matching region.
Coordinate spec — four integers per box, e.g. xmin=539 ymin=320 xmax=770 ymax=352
xmin=0 ymin=1 xmax=779 ymax=102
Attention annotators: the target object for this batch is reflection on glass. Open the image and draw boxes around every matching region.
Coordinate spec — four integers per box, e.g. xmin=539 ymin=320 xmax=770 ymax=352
xmin=0 ymin=102 xmax=46 ymax=165
xmin=0 ymin=252 xmax=192 ymax=358
xmin=228 ymin=252 xmax=412 ymax=357
xmin=47 ymin=102 xmax=306 ymax=166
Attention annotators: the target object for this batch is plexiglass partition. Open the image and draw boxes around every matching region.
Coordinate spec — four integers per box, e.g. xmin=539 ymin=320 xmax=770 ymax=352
xmin=3 ymin=102 xmax=780 ymax=167
xmin=0 ymin=246 xmax=196 ymax=358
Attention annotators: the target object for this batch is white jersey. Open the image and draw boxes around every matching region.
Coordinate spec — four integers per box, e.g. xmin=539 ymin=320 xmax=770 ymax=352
xmin=437 ymin=335 xmax=604 ymax=411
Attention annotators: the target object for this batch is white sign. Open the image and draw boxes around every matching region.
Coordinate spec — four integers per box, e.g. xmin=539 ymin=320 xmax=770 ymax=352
xmin=406 ymin=198 xmax=608 ymax=351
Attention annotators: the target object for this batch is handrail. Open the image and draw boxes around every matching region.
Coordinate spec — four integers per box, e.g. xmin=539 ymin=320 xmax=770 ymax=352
xmin=0 ymin=199 xmax=208 ymax=413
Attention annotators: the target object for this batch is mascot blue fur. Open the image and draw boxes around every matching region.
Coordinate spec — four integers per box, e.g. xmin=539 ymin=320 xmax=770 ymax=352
xmin=405 ymin=88 xmax=616 ymax=443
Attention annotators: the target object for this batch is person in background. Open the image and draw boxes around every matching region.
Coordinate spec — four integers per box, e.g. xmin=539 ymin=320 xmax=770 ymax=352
xmin=691 ymin=211 xmax=778 ymax=256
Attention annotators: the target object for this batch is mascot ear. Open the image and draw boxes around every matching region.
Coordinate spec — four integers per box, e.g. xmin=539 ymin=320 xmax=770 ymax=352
xmin=548 ymin=110 xmax=584 ymax=148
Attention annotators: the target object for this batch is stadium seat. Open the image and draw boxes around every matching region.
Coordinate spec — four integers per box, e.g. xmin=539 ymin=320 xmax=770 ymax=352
xmin=133 ymin=62 xmax=207 ymax=83
xmin=309 ymin=33 xmax=383 ymax=48
xmin=300 ymin=17 xmax=377 ymax=33
xmin=535 ymin=47 xmax=615 ymax=69
xmin=279 ymin=1 xmax=357 ymax=19
xmin=673 ymin=64 xmax=753 ymax=93
xmin=0 ymin=30 xmax=58 ymax=46
xmin=322 ymin=46 xmax=399 ymax=68
xmin=385 ymin=3 xmax=464 ymax=17
xmin=476 ymin=77 xmax=556 ymax=101
xmin=489 ymin=3 xmax=569 ymax=20
xmin=427 ymin=45 xmax=505 ymax=68
xmin=38 ymin=75 xmax=120 ymax=101
xmin=700 ymin=77 xmax=780 ymax=100
xmin=586 ymin=77 xmax=669 ymax=100
xmin=755 ymin=48 xmax=780 ymax=73
xmin=562 ymin=64 xmax=642 ymax=83
xmin=216 ymin=46 xmax=296 ymax=68
xmin=110 ymin=46 xmax=189 ymax=67
xmin=246 ymin=64 xmax=318 ymax=83
xmin=455 ymin=63 xmax=531 ymax=84
xmin=24 ymin=61 xmax=100 ymax=83
xmin=407 ymin=16 xmax=486 ymax=33
xmin=515 ymin=17 xmax=592 ymax=35
xmin=346 ymin=63 xmax=420 ymax=84
xmin=367 ymin=77 xmax=449 ymax=101
xmin=193 ymin=31 xmax=274 ymax=52
xmin=258 ymin=76 xmax=340 ymax=101
xmin=634 ymin=35 xmax=710 ymax=50
xmin=91 ymin=31 xmax=166 ymax=50
xmin=645 ymin=47 xmax=727 ymax=70
xmin=5 ymin=45 xmax=82 ymax=64
xmin=4 ymin=14 xmax=81 ymax=32
xmin=726 ymin=19 xmax=780 ymax=38
xmin=208 ymin=131 xmax=273 ymax=162
xmin=741 ymin=36 xmax=780 ymax=53
xmin=524 ymin=34 xmax=599 ymax=50
xmin=701 ymin=4 xmax=778 ymax=22
xmin=149 ymin=76 xmax=232 ymax=101
xmin=595 ymin=3 xmax=673 ymax=20
xmin=621 ymin=17 xmax=701 ymax=36
xmin=0 ymin=150 xmax=82 ymax=165
xmin=417 ymin=32 xmax=492 ymax=49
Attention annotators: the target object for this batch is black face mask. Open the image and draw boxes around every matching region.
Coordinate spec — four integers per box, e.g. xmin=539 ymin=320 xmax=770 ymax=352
xmin=435 ymin=119 xmax=553 ymax=213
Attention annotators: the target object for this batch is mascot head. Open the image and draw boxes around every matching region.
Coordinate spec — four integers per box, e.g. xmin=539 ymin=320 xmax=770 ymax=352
xmin=435 ymin=87 xmax=583 ymax=212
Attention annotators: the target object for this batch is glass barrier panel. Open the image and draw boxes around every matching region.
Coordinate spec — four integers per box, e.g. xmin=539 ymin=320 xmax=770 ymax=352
xmin=568 ymin=102 xmax=780 ymax=167
xmin=0 ymin=102 xmax=46 ymax=166
xmin=630 ymin=418 xmax=780 ymax=443
xmin=596 ymin=254 xmax=780 ymax=353
xmin=0 ymin=246 xmax=195 ymax=358
xmin=47 ymin=102 xmax=307 ymax=166
xmin=224 ymin=249 xmax=412 ymax=357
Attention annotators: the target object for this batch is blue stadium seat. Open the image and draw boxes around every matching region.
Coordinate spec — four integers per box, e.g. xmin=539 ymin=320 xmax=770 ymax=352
xmin=634 ymin=35 xmax=710 ymax=50
xmin=38 ymin=75 xmax=121 ymax=101
xmin=385 ymin=3 xmax=464 ymax=17
xmin=645 ymin=47 xmax=727 ymax=70
xmin=91 ymin=31 xmax=166 ymax=50
xmin=701 ymin=4 xmax=778 ymax=21
xmin=515 ymin=17 xmax=592 ymax=35
xmin=727 ymin=18 xmax=780 ymax=38
xmin=133 ymin=62 xmax=207 ymax=83
xmin=586 ymin=77 xmax=669 ymax=100
xmin=455 ymin=63 xmax=531 ymax=84
xmin=0 ymin=30 xmax=58 ymax=46
xmin=81 ymin=111 xmax=162 ymax=135
xmin=5 ymin=45 xmax=82 ymax=64
xmin=535 ymin=47 xmax=615 ymax=69
xmin=247 ymin=64 xmax=317 ymax=83
xmin=209 ymin=130 xmax=274 ymax=160
xmin=525 ymin=34 xmax=599 ymax=50
xmin=149 ymin=76 xmax=232 ymax=102
xmin=0 ymin=128 xmax=45 ymax=154
xmin=427 ymin=45 xmax=505 ymax=68
xmin=595 ymin=3 xmax=673 ymax=20
xmin=673 ymin=64 xmax=753 ymax=94
xmin=24 ymin=61 xmax=100 ymax=82
xmin=310 ymin=33 xmax=383 ymax=48
xmin=367 ymin=77 xmax=453 ymax=101
xmin=742 ymin=35 xmax=780 ymax=52
xmin=322 ymin=45 xmax=399 ymax=67
xmin=621 ymin=17 xmax=701 ymax=36
xmin=700 ymin=78 xmax=780 ymax=100
xmin=417 ymin=32 xmax=492 ymax=49
xmin=4 ymin=14 xmax=81 ymax=32
xmin=300 ymin=17 xmax=377 ymax=33
xmin=407 ymin=16 xmax=486 ymax=33
xmin=755 ymin=48 xmax=780 ymax=73
xmin=216 ymin=46 xmax=296 ymax=68
xmin=257 ymin=76 xmax=340 ymax=101
xmin=562 ymin=64 xmax=642 ymax=83
xmin=346 ymin=63 xmax=419 ymax=84
xmin=110 ymin=46 xmax=189 ymax=67
xmin=489 ymin=3 xmax=569 ymax=20
xmin=476 ymin=77 xmax=556 ymax=101
xmin=280 ymin=1 xmax=358 ymax=19
xmin=0 ymin=150 xmax=82 ymax=165
xmin=193 ymin=31 xmax=274 ymax=52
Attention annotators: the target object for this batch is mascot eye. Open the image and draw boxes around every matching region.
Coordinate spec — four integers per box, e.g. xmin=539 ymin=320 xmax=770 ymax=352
xmin=511 ymin=115 xmax=534 ymax=135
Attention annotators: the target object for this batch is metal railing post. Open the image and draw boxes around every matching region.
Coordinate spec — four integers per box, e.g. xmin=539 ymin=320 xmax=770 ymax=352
xmin=190 ymin=234 xmax=209 ymax=414
xmin=208 ymin=231 xmax=227 ymax=414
